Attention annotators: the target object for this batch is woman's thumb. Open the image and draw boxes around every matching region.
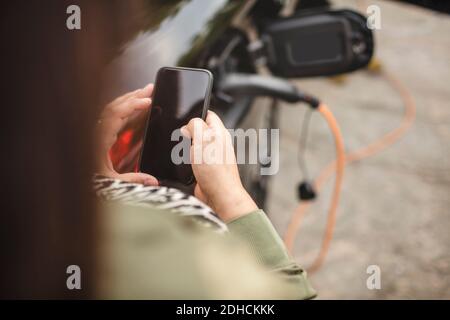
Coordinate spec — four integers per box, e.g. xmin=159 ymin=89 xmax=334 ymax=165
xmin=116 ymin=172 xmax=159 ymax=186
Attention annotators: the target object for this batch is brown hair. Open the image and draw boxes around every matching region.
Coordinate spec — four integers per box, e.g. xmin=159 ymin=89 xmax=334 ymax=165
xmin=0 ymin=0 xmax=139 ymax=298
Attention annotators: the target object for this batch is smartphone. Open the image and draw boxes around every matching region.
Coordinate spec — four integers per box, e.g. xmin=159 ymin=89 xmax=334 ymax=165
xmin=139 ymin=66 xmax=213 ymax=185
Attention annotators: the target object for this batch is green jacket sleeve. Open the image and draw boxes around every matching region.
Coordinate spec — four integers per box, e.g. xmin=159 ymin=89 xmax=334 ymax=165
xmin=100 ymin=203 xmax=316 ymax=299
xmin=227 ymin=209 xmax=317 ymax=299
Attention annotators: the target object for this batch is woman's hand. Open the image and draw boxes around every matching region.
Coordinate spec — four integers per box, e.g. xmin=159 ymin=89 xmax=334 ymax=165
xmin=181 ymin=111 xmax=257 ymax=222
xmin=96 ymin=84 xmax=158 ymax=186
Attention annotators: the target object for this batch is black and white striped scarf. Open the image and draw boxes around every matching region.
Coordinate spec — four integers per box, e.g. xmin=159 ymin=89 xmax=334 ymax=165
xmin=93 ymin=175 xmax=227 ymax=233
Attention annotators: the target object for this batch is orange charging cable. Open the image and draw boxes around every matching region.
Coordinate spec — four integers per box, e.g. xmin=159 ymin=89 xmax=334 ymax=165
xmin=284 ymin=69 xmax=416 ymax=274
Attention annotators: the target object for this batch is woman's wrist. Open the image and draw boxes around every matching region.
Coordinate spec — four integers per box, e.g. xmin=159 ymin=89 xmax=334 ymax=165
xmin=213 ymin=186 xmax=258 ymax=222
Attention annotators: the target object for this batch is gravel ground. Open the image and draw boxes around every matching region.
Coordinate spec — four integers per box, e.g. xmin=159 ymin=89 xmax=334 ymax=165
xmin=266 ymin=0 xmax=450 ymax=299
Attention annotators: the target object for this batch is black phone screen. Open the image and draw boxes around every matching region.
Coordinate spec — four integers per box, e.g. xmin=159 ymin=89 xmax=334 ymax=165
xmin=139 ymin=67 xmax=212 ymax=185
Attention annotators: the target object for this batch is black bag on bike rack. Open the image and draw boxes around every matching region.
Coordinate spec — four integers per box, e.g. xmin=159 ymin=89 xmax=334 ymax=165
xmin=260 ymin=9 xmax=374 ymax=78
